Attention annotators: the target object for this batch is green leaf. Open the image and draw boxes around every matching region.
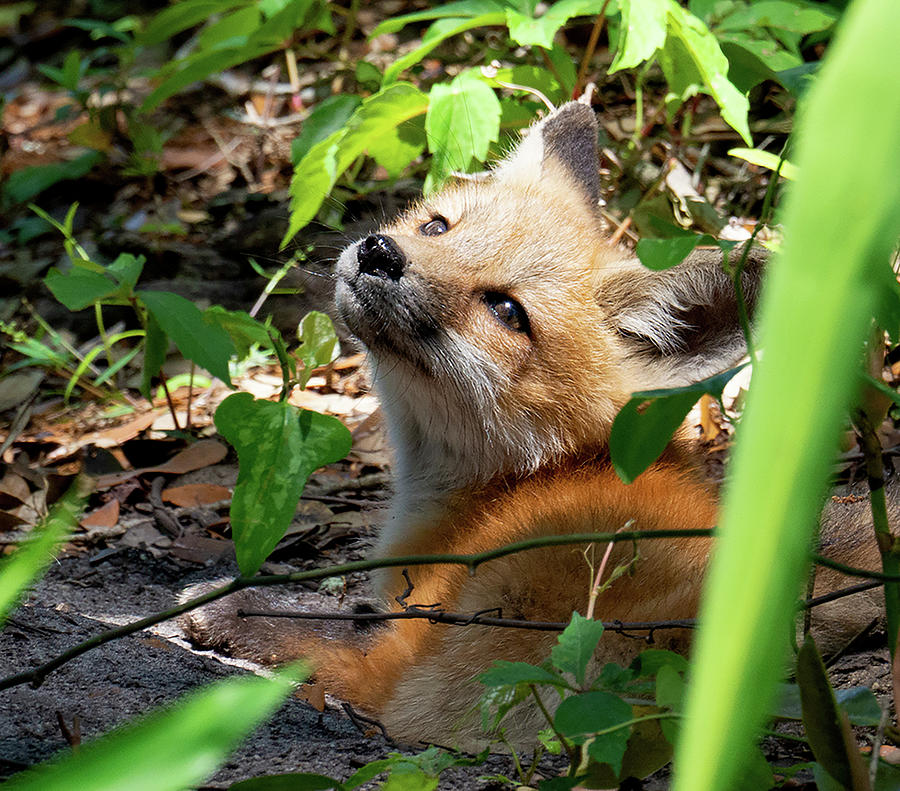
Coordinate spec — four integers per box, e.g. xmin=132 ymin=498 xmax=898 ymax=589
xmin=139 ymin=0 xmax=254 ymax=45
xmin=141 ymin=44 xmax=273 ymax=113
xmin=717 ymin=1 xmax=836 ymax=35
xmin=45 ymin=266 xmax=117 ymax=311
xmin=610 ymin=366 xmax=744 ymax=483
xmin=106 ymin=253 xmax=145 ymax=293
xmin=728 ymin=148 xmax=799 ymax=181
xmin=228 ymin=774 xmax=344 ymax=790
xmin=659 ymin=3 xmax=751 ymax=144
xmin=382 ymin=14 xmax=507 ymax=84
xmin=554 ymin=691 xmax=633 ymax=737
xmin=2 ymin=151 xmax=103 ymax=206
xmin=370 ymin=0 xmax=505 ymax=37
xmin=633 ymin=649 xmax=689 ymax=678
xmin=504 ymin=0 xmax=597 ymax=49
xmin=549 ymin=612 xmax=605 ymax=686
xmin=3 ymin=667 xmax=304 ymax=791
xmin=215 ymin=394 xmax=351 ymax=576
xmin=138 ymin=290 xmax=235 ymax=385
xmin=368 ymin=113 xmax=427 ymax=178
xmin=283 ymin=83 xmax=428 ymax=246
xmin=609 ymin=0 xmax=668 ymax=72
xmin=296 ymin=311 xmax=339 ymax=388
xmin=478 ymin=660 xmax=565 ymax=687
xmin=655 ymin=664 xmax=685 ymax=711
xmin=672 ymin=0 xmax=900 ymax=786
xmin=425 ymin=71 xmax=501 ymax=192
xmin=140 ymin=310 xmax=168 ymax=401
xmin=797 ymin=635 xmax=866 ymax=789
xmin=0 ymin=476 xmax=91 ymax=626
xmin=775 ymin=684 xmax=883 ymax=727
xmin=204 ymin=306 xmax=274 ymax=360
xmin=635 ymin=234 xmax=709 ymax=271
xmin=197 ymin=6 xmax=260 ymax=50
xmin=291 ymin=95 xmax=361 ymax=165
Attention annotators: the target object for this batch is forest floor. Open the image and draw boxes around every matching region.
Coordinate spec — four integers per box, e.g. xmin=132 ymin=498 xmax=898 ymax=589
xmin=2 ymin=4 xmax=898 ymax=788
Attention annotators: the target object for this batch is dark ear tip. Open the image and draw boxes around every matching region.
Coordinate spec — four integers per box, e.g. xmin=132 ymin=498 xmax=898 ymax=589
xmin=540 ymin=102 xmax=600 ymax=206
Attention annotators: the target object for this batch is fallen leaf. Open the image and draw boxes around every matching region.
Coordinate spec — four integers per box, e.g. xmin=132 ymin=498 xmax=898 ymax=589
xmin=170 ymin=533 xmax=232 ymax=564
xmin=80 ymin=499 xmax=120 ymax=528
xmin=162 ymin=483 xmax=231 ymax=507
xmin=95 ymin=440 xmax=228 ymax=489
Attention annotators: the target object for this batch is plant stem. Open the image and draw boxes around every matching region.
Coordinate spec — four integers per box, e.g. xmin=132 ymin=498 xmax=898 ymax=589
xmin=529 ymin=684 xmax=576 ymax=769
xmin=574 ymin=0 xmax=612 ymax=97
xmin=93 ymin=302 xmax=115 ymax=374
xmin=158 ymin=375 xmax=181 ymax=432
xmin=855 ymin=407 xmax=900 ymax=678
xmin=0 ymin=527 xmax=712 ymax=692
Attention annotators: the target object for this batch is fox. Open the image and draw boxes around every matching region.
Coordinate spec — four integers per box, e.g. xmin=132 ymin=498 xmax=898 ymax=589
xmin=182 ymin=98 xmax=886 ymax=750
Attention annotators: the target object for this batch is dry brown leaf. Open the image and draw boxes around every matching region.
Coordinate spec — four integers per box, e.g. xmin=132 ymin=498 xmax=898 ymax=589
xmin=95 ymin=440 xmax=228 ymax=489
xmin=0 ymin=472 xmax=31 ymax=504
xmin=170 ymin=533 xmax=231 ymax=564
xmin=80 ymin=499 xmax=120 ymax=528
xmin=162 ymin=483 xmax=231 ymax=507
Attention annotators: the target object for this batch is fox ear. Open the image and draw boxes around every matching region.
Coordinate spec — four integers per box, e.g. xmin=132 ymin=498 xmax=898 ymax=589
xmin=598 ymin=247 xmax=768 ymax=385
xmin=493 ymin=101 xmax=600 ymax=207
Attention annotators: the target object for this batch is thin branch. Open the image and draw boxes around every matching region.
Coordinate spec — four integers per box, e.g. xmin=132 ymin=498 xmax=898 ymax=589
xmin=236 ymin=606 xmax=698 ymax=634
xmin=3 ymin=527 xmax=888 ymax=693
xmin=0 ymin=528 xmax=712 ymax=692
xmin=574 ymin=0 xmax=612 ymax=98
xmin=238 ymin=579 xmax=883 ymax=633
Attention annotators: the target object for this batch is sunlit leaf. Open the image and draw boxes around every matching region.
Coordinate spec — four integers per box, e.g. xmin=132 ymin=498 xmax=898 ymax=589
xmin=215 ymin=393 xmax=351 ymax=575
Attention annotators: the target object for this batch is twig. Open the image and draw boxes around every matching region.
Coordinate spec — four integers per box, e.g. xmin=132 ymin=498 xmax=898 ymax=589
xmin=574 ymin=0 xmax=612 ymax=98
xmin=0 ymin=528 xmax=711 ymax=692
xmin=236 ymin=606 xmax=698 ymax=633
xmin=530 ymin=684 xmax=576 ymax=768
xmin=237 ymin=579 xmax=883 ymax=634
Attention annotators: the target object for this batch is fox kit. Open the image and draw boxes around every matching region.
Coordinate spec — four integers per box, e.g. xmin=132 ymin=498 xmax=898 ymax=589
xmin=184 ymin=100 xmax=884 ymax=748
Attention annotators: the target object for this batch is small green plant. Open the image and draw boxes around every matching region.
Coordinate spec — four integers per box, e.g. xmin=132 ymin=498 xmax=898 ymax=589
xmin=23 ymin=199 xmax=351 ymax=578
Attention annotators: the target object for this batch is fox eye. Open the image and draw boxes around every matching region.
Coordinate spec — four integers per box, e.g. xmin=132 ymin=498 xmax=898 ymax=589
xmin=484 ymin=292 xmax=530 ymax=334
xmin=420 ymin=216 xmax=449 ymax=236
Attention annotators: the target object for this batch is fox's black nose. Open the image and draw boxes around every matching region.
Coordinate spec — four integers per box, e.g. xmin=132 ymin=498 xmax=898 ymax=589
xmin=357 ymin=234 xmax=405 ymax=280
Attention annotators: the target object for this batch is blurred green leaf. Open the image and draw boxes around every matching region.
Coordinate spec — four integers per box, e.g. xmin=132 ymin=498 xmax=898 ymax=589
xmin=2 ymin=151 xmax=103 ymax=207
xmin=138 ymin=0 xmax=254 ymax=45
xmin=0 ymin=476 xmax=91 ymax=627
xmin=215 ymin=394 xmax=351 ymax=575
xmin=673 ymin=0 xmax=900 ymax=786
xmin=728 ymin=147 xmax=799 ymax=180
xmin=3 ymin=666 xmax=304 ymax=791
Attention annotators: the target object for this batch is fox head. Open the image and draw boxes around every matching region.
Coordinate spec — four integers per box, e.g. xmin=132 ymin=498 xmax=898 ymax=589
xmin=335 ymin=101 xmax=764 ymax=490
